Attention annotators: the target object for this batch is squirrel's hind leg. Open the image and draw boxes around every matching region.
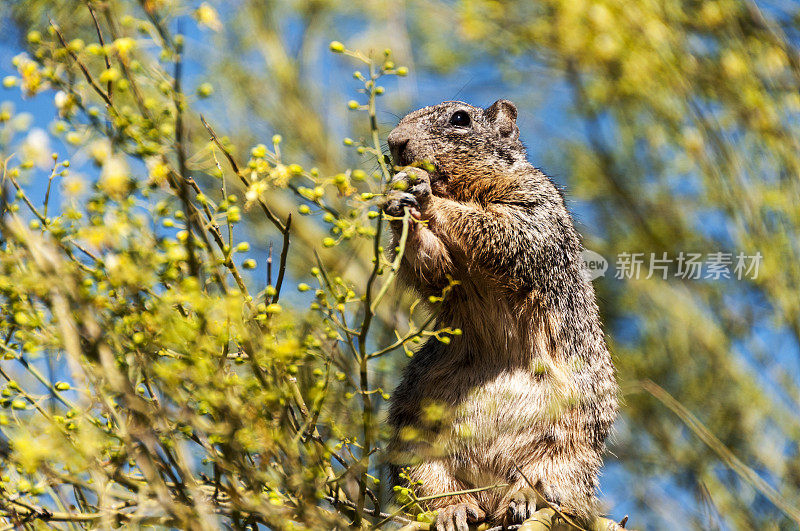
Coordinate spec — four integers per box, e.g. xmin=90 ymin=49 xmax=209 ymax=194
xmin=498 ymin=455 xmax=600 ymax=526
xmin=400 ymin=461 xmax=487 ymax=531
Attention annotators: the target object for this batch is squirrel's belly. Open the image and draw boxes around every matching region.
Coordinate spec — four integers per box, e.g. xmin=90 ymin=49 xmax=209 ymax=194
xmin=443 ymin=367 xmax=585 ymax=484
xmin=449 ymin=369 xmax=551 ymax=448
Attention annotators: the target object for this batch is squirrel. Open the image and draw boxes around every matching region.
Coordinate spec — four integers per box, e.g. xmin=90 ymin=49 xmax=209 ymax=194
xmin=382 ymin=100 xmax=618 ymax=530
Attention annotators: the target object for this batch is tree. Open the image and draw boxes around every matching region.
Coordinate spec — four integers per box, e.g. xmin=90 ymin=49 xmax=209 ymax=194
xmin=0 ymin=0 xmax=798 ymax=529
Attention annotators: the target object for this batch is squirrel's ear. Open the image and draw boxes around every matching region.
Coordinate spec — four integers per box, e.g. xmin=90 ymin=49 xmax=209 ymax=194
xmin=484 ymin=99 xmax=519 ymax=140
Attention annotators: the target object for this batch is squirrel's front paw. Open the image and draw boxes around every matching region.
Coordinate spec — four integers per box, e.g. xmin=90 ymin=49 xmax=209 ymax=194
xmin=435 ymin=502 xmax=485 ymax=531
xmin=382 ymin=191 xmax=421 ymax=220
xmin=391 ymin=168 xmax=432 ymax=206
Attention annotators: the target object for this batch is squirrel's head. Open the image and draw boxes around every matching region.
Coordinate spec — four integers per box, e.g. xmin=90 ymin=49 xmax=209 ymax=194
xmin=387 ymin=100 xmax=528 ymax=199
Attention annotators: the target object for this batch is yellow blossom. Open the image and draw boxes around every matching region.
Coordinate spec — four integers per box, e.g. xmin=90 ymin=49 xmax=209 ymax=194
xmin=195 ymin=3 xmax=222 ymax=32
xmin=113 ymin=38 xmax=136 ymax=58
xmin=62 ymin=176 xmax=86 ymax=196
xmin=100 ymin=156 xmax=131 ymax=199
xmin=271 ymin=164 xmax=290 ymax=186
xmin=149 ymin=161 xmax=170 ymax=186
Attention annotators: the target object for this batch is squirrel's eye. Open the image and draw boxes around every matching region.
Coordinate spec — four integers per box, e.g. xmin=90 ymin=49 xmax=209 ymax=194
xmin=449 ymin=110 xmax=471 ymax=127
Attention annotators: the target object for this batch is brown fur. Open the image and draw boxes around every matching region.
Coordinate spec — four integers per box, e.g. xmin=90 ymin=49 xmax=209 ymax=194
xmin=382 ymin=100 xmax=618 ymax=529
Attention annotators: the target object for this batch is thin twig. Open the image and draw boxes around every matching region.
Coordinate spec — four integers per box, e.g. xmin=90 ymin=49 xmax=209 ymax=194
xmin=370 ymin=209 xmax=411 ymax=313
xmin=354 ymin=56 xmax=395 ymax=526
xmin=199 ymin=116 xmax=287 ymax=234
xmin=367 ymin=310 xmax=437 ymax=360
xmin=50 ymin=21 xmax=113 ymax=108
xmin=85 ymin=1 xmax=113 ymax=103
xmin=171 ymin=32 xmax=201 ymax=279
xmin=271 ymin=214 xmax=291 ymax=303
xmin=374 ymin=483 xmax=509 ymax=529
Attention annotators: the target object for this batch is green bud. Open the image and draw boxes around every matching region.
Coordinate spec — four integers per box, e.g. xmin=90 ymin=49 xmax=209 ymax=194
xmin=68 ymin=38 xmax=84 ymax=52
xmin=197 ymin=82 xmax=214 ymax=98
xmin=251 ymin=144 xmax=267 ymax=158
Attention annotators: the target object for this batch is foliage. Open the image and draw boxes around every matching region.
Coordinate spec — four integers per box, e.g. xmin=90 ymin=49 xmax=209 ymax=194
xmin=0 ymin=3 xmax=435 ymax=528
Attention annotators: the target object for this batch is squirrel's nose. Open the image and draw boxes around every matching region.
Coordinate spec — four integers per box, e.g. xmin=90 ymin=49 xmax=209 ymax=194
xmin=387 ymin=129 xmax=409 ymax=167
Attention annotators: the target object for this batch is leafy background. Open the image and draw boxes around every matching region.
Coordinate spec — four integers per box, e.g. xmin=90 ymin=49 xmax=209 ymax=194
xmin=0 ymin=1 xmax=799 ymax=529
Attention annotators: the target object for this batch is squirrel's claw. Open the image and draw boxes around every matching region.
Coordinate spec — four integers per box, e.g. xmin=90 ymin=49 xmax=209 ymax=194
xmin=435 ymin=503 xmax=485 ymax=531
xmin=382 ymin=191 xmax=419 ymax=219
xmin=506 ymin=488 xmax=541 ymax=524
